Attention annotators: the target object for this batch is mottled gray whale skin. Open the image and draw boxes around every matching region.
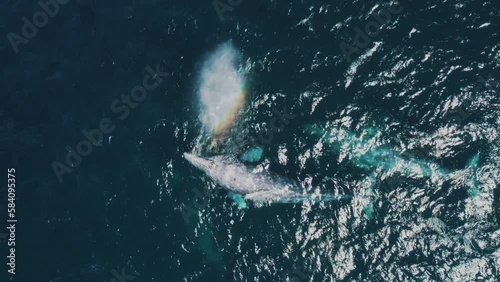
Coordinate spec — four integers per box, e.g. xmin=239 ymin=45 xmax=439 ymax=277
xmin=184 ymin=153 xmax=339 ymax=205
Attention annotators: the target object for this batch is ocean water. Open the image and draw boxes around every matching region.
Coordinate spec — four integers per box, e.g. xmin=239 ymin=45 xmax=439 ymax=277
xmin=1 ymin=0 xmax=499 ymax=281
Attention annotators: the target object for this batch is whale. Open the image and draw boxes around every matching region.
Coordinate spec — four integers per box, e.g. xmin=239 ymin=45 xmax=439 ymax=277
xmin=183 ymin=153 xmax=344 ymax=207
xmin=304 ymin=124 xmax=480 ymax=183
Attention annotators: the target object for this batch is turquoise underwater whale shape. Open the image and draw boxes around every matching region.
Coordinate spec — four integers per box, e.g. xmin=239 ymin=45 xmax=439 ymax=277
xmin=304 ymin=124 xmax=480 ymax=188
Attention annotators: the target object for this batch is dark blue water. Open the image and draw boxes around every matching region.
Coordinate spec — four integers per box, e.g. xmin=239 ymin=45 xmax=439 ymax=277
xmin=1 ymin=0 xmax=499 ymax=281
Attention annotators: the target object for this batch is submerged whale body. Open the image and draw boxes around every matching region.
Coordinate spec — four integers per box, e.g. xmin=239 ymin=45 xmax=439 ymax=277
xmin=184 ymin=153 xmax=342 ymax=207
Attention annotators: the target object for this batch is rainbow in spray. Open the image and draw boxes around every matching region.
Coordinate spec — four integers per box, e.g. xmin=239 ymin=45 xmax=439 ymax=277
xmin=198 ymin=42 xmax=247 ymax=137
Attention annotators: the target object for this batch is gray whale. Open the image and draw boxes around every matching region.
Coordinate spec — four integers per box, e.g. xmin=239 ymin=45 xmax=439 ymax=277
xmin=184 ymin=153 xmax=342 ymax=207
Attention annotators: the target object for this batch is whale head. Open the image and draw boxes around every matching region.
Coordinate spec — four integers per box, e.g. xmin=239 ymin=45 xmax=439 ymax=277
xmin=184 ymin=152 xmax=256 ymax=194
xmin=183 ymin=153 xmax=215 ymax=173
